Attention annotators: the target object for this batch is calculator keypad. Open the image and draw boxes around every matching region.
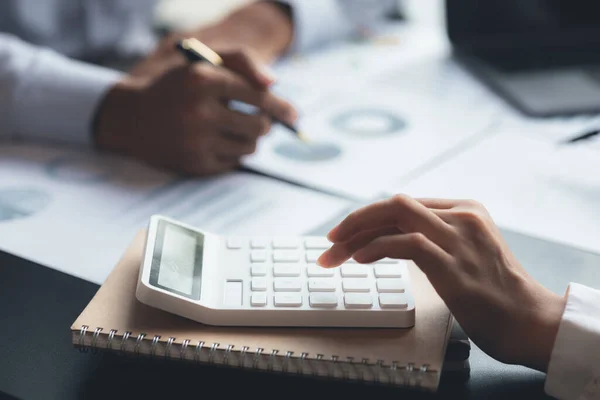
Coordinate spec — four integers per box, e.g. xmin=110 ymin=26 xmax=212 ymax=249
xmin=228 ymin=237 xmax=410 ymax=311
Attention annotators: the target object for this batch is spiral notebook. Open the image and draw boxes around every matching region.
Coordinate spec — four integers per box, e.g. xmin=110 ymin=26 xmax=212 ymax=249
xmin=71 ymin=231 xmax=454 ymax=392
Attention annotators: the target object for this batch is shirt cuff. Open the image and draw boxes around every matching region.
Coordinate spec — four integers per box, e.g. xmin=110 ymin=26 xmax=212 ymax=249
xmin=545 ymin=283 xmax=600 ymax=400
xmin=12 ymin=44 xmax=123 ymax=147
xmin=280 ymin=0 xmax=355 ymax=52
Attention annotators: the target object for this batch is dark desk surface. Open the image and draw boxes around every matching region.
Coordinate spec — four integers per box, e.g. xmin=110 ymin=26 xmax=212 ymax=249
xmin=1 ymin=228 xmax=599 ymax=400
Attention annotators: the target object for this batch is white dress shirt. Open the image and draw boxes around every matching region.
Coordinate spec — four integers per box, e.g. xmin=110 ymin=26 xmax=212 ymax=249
xmin=546 ymin=283 xmax=600 ymax=400
xmin=0 ymin=0 xmax=156 ymax=147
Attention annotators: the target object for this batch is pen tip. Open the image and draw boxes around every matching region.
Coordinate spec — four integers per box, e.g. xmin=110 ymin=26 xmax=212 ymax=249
xmin=297 ymin=131 xmax=310 ymax=143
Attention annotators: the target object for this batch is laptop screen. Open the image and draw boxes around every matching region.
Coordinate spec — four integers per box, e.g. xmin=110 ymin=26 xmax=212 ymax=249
xmin=446 ymin=1 xmax=600 ymax=50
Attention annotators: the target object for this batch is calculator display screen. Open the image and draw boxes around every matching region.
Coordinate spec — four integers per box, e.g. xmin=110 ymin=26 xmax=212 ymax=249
xmin=149 ymin=219 xmax=203 ymax=300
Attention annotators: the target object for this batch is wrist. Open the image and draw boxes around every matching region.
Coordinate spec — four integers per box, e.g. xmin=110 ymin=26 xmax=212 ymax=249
xmin=524 ymin=285 xmax=567 ymax=372
xmin=93 ymin=77 xmax=145 ymax=154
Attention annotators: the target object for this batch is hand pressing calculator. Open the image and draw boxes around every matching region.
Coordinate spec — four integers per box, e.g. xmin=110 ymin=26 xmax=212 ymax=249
xmin=136 ymin=215 xmax=415 ymax=328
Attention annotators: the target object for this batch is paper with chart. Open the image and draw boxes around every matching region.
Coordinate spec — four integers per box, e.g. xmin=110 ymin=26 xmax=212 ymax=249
xmin=393 ymin=132 xmax=600 ymax=254
xmin=0 ymin=143 xmax=353 ymax=284
xmin=243 ymin=86 xmax=495 ymax=201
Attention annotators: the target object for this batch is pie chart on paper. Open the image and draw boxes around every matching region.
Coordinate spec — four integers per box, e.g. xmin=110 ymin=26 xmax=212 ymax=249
xmin=330 ymin=108 xmax=406 ymax=137
xmin=0 ymin=188 xmax=51 ymax=222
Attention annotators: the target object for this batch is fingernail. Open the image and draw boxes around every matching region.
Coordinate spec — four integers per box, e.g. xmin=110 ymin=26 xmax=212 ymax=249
xmin=326 ymin=230 xmax=336 ymax=241
xmin=260 ymin=65 xmax=277 ymax=84
xmin=286 ymin=108 xmax=298 ymax=123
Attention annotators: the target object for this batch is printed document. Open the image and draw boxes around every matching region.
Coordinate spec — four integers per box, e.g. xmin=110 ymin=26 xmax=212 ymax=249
xmin=0 ymin=143 xmax=352 ymax=284
xmin=244 ymin=86 xmax=494 ymax=201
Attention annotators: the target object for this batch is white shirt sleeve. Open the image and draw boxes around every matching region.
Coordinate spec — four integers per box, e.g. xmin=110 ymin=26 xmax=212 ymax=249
xmin=0 ymin=33 xmax=123 ymax=147
xmin=281 ymin=0 xmax=397 ymax=52
xmin=545 ymin=283 xmax=600 ymax=400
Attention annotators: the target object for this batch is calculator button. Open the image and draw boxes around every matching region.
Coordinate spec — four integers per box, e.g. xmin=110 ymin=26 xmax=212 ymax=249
xmin=342 ymin=279 xmax=371 ymax=293
xmin=251 ymin=293 xmax=267 ymax=307
xmin=273 ymin=250 xmax=300 ymax=262
xmin=274 ymin=293 xmax=302 ymax=307
xmin=376 ymin=258 xmax=400 ymax=264
xmin=376 ymin=279 xmax=405 ymax=293
xmin=378 ymin=294 xmax=409 ymax=309
xmin=344 ymin=294 xmax=373 ymax=309
xmin=251 ymin=278 xmax=267 ymax=291
xmin=340 ymin=265 xmax=369 ymax=277
xmin=273 ymin=279 xmax=302 ymax=292
xmin=343 ymin=258 xmax=357 ymax=264
xmin=374 ymin=265 xmax=402 ymax=278
xmin=272 ymin=238 xmax=300 ymax=249
xmin=273 ymin=264 xmax=301 ymax=277
xmin=250 ymin=263 xmax=268 ymax=277
xmin=308 ymin=279 xmax=336 ymax=292
xmin=250 ymin=250 xmax=268 ymax=262
xmin=227 ymin=238 xmax=244 ymax=249
xmin=250 ymin=238 xmax=268 ymax=249
xmin=304 ymin=238 xmax=332 ymax=249
xmin=305 ymin=250 xmax=323 ymax=263
xmin=306 ymin=265 xmax=335 ymax=277
xmin=309 ymin=293 xmax=338 ymax=308
xmin=223 ymin=280 xmax=243 ymax=307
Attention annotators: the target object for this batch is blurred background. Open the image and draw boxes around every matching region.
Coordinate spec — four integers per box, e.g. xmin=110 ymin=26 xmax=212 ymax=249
xmin=154 ymin=0 xmax=445 ymax=31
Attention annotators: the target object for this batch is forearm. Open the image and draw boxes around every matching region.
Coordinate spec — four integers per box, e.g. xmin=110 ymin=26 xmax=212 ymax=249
xmin=191 ymin=1 xmax=294 ymax=63
xmin=0 ymin=33 xmax=122 ymax=146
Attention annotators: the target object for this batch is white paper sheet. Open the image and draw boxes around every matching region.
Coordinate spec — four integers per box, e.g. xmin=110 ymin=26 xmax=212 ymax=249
xmin=0 ymin=143 xmax=352 ymax=284
xmin=270 ymin=23 xmax=446 ymax=111
xmin=370 ymin=51 xmax=600 ymax=145
xmin=391 ymin=132 xmax=600 ymax=254
xmin=243 ymin=85 xmax=495 ymax=201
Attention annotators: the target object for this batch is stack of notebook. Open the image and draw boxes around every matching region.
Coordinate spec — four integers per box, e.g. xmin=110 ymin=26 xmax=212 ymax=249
xmin=71 ymin=231 xmax=470 ymax=392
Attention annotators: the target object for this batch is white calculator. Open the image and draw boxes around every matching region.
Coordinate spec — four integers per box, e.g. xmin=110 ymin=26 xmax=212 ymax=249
xmin=136 ymin=215 xmax=416 ymax=328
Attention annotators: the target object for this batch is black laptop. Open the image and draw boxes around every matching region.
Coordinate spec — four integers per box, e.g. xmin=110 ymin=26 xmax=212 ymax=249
xmin=446 ymin=0 xmax=600 ymax=117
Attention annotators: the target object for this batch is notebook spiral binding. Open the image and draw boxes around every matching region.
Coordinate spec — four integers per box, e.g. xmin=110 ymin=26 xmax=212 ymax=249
xmin=77 ymin=325 xmax=434 ymax=389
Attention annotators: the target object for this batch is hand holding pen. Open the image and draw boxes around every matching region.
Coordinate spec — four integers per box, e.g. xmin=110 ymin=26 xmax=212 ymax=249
xmin=176 ymin=38 xmax=308 ymax=143
xmin=94 ymin=44 xmax=299 ymax=176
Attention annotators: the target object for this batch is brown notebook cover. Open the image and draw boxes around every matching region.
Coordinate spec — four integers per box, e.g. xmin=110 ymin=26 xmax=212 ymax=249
xmin=71 ymin=231 xmax=453 ymax=391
